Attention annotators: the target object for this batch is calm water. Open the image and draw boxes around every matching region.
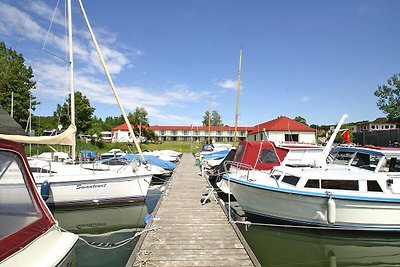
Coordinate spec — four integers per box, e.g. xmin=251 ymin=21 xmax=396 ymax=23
xmin=239 ymin=223 xmax=400 ymax=267
xmin=52 ymin=185 xmax=400 ymax=267
xmin=51 ymin=185 xmax=162 ymax=267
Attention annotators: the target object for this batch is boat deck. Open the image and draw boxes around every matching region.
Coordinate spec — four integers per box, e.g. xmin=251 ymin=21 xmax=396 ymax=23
xmin=126 ymin=153 xmax=258 ymax=266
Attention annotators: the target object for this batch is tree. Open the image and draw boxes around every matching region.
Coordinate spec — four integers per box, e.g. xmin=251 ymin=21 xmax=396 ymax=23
xmin=202 ymin=110 xmax=223 ymax=126
xmin=128 ymin=107 xmax=149 ymax=127
xmin=0 ymin=42 xmax=38 ymax=127
xmin=54 ymin=91 xmax=95 ymax=134
xmin=374 ymin=73 xmax=400 ymax=122
xmin=128 ymin=107 xmax=150 ymax=138
xmin=294 ymin=116 xmax=307 ymax=125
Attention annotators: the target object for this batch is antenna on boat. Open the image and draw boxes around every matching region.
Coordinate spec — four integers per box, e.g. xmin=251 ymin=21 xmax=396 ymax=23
xmin=233 ymin=48 xmax=243 ymax=147
xmin=77 ymin=0 xmax=145 ymax=161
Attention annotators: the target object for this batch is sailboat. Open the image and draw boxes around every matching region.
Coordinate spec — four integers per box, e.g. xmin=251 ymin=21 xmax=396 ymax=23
xmin=0 ymin=0 xmax=155 ymax=206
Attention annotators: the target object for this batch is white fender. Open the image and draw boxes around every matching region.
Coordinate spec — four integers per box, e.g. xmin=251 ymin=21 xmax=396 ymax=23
xmin=327 ymin=197 xmax=336 ymax=223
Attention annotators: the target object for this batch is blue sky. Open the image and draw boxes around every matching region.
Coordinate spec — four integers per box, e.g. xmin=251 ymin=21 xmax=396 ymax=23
xmin=1 ymin=0 xmax=399 ymax=127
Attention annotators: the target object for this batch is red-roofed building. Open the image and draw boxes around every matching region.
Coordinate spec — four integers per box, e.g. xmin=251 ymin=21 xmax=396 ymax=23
xmin=110 ymin=116 xmax=315 ymax=143
xmin=150 ymin=125 xmax=252 ymax=142
xmin=110 ymin=123 xmax=253 ymax=143
xmin=248 ymin=116 xmax=316 ymax=144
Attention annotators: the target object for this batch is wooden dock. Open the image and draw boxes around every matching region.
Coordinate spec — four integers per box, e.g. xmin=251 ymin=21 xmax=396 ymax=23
xmin=126 ymin=153 xmax=259 ymax=267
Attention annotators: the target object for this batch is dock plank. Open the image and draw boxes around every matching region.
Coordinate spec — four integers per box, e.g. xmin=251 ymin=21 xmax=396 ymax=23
xmin=126 ymin=153 xmax=258 ymax=267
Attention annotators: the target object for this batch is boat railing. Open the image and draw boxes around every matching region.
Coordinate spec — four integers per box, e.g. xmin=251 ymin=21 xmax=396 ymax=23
xmin=224 ymin=160 xmax=268 ymax=182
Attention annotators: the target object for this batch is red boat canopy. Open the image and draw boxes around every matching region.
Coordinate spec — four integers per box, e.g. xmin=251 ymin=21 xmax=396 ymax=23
xmin=0 ymin=138 xmax=55 ymax=262
xmin=233 ymin=141 xmax=289 ymax=170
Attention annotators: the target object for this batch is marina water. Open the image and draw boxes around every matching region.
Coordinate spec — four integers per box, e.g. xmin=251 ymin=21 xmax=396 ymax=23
xmin=53 ymin=185 xmax=400 ymax=266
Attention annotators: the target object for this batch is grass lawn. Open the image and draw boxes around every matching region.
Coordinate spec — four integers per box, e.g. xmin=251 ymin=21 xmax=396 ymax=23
xmin=27 ymin=140 xmax=218 ymax=156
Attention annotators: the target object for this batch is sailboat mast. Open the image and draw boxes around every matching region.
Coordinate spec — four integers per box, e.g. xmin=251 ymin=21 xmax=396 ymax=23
xmin=208 ymin=98 xmax=211 ymax=144
xmin=67 ymin=0 xmax=76 ymax=162
xmin=77 ymin=0 xmax=145 ymax=160
xmin=233 ymin=48 xmax=243 ymax=147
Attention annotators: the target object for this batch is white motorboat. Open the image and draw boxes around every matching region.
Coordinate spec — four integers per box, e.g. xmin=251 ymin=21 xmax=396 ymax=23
xmin=0 ymin=138 xmax=78 ymax=266
xmin=100 ymin=149 xmax=127 ymax=159
xmin=216 ymin=140 xmax=323 ymax=194
xmin=224 ymin=115 xmax=400 ymax=231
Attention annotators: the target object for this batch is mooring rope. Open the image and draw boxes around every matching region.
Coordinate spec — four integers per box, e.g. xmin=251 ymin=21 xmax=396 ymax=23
xmin=61 ymin=227 xmax=160 ymax=250
xmin=231 ymin=220 xmax=381 ymax=231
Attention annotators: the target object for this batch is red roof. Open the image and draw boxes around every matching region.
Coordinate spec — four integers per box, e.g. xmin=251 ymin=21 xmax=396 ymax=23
xmin=252 ymin=116 xmax=315 ymax=134
xmin=112 ymin=123 xmax=136 ymax=132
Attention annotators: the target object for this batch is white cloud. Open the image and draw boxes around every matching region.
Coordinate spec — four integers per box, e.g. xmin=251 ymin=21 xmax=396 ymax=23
xmin=164 ymin=83 xmax=207 ymax=102
xmin=301 ymin=96 xmax=310 ymax=102
xmin=215 ymin=79 xmax=237 ymax=90
xmin=0 ymin=3 xmax=46 ymax=42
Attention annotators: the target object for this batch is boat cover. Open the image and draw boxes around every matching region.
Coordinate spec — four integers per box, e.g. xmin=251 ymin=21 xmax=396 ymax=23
xmin=233 ymin=141 xmax=288 ymax=170
xmin=0 ymin=138 xmax=55 ymax=262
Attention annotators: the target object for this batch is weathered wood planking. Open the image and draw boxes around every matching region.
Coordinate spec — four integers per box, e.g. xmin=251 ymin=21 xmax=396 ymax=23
xmin=127 ymin=153 xmax=258 ymax=267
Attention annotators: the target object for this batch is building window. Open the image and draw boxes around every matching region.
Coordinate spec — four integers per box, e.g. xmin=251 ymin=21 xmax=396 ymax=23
xmin=217 ymin=130 xmax=222 ymax=136
xmin=172 ymin=130 xmax=177 ymax=136
xmin=183 ymin=130 xmax=189 ymax=135
xmin=285 ymin=134 xmax=299 ymax=142
xmin=160 ymin=130 xmax=165 ymax=136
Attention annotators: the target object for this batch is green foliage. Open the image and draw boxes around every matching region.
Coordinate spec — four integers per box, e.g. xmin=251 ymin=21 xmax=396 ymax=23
xmin=294 ymin=116 xmax=307 ymax=125
xmin=54 ymin=91 xmax=95 ymax=133
xmin=32 ymin=115 xmax=58 ymax=135
xmin=374 ymin=73 xmax=400 ymax=122
xmin=202 ymin=110 xmax=223 ymax=126
xmin=128 ymin=107 xmax=149 ymax=127
xmin=0 ymin=42 xmax=38 ymax=127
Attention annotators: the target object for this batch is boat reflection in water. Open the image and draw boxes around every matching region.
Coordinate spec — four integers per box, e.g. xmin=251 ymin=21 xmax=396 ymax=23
xmin=239 ymin=224 xmax=400 ymax=267
xmin=52 ymin=203 xmax=149 ymax=267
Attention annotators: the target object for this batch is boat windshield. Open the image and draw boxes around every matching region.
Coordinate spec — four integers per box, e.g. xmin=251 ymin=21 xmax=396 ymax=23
xmin=0 ymin=151 xmax=42 ymax=239
xmin=378 ymin=157 xmax=400 ymax=173
xmin=332 ymin=151 xmax=382 ymax=171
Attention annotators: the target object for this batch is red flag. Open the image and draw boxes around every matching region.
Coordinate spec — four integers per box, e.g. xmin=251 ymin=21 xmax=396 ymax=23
xmin=341 ymin=130 xmax=350 ymax=143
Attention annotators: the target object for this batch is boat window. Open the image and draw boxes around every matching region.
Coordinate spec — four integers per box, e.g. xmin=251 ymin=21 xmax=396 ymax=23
xmin=367 ymin=180 xmax=383 ymax=192
xmin=331 ymin=151 xmax=354 ymax=165
xmin=282 ymin=175 xmax=300 ymax=186
xmin=270 ymin=170 xmax=283 ymax=180
xmin=379 ymin=157 xmax=400 ymax=172
xmin=259 ymin=149 xmax=278 ymax=163
xmin=0 ymin=151 xmax=42 ymax=239
xmin=351 ymin=153 xmax=382 ymax=171
xmin=321 ymin=180 xmax=359 ymax=190
xmin=305 ymin=179 xmax=320 ymax=188
xmin=233 ymin=144 xmax=245 ymax=162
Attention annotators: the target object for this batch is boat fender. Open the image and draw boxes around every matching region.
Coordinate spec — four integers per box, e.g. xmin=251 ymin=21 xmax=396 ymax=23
xmin=327 ymin=196 xmax=336 ymax=224
xmin=328 ymin=250 xmax=337 ymax=267
xmin=40 ymin=180 xmax=50 ymax=202
xmin=144 ymin=213 xmax=152 ymax=225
